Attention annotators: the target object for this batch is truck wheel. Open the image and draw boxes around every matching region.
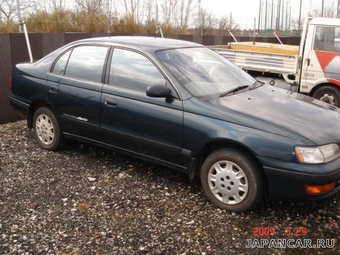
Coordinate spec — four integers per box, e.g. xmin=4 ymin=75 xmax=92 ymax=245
xmin=313 ymin=86 xmax=340 ymax=107
xmin=33 ymin=107 xmax=63 ymax=151
xmin=200 ymin=148 xmax=264 ymax=212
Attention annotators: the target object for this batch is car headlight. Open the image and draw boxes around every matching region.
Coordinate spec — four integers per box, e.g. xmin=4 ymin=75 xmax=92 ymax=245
xmin=295 ymin=144 xmax=340 ymax=164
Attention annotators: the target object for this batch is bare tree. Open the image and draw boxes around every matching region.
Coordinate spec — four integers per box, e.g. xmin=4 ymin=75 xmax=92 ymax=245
xmin=203 ymin=12 xmax=218 ymax=35
xmin=75 ymin=0 xmax=105 ymax=14
xmin=110 ymin=0 xmax=119 ymax=15
xmin=30 ymin=0 xmax=49 ymax=12
xmin=158 ymin=0 xmax=196 ymax=34
xmin=175 ymin=0 xmax=196 ymax=34
xmin=50 ymin=0 xmax=67 ymax=12
xmin=312 ymin=3 xmax=337 ymax=18
xmin=193 ymin=8 xmax=217 ymax=35
xmin=217 ymin=17 xmax=229 ymax=36
xmin=0 ymin=0 xmax=18 ymax=22
xmin=119 ymin=0 xmax=145 ymax=24
xmin=144 ymin=0 xmax=157 ymax=33
xmin=30 ymin=0 xmax=67 ymax=13
xmin=145 ymin=0 xmax=154 ymax=22
xmin=290 ymin=17 xmax=304 ymax=35
xmin=159 ymin=0 xmax=178 ymax=29
xmin=217 ymin=16 xmax=240 ymax=36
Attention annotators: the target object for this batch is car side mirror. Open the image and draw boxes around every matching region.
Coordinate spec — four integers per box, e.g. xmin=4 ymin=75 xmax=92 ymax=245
xmin=146 ymin=85 xmax=173 ymax=98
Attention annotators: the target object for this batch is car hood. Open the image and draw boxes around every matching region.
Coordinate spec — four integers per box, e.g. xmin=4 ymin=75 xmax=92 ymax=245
xmin=207 ymin=85 xmax=340 ymax=145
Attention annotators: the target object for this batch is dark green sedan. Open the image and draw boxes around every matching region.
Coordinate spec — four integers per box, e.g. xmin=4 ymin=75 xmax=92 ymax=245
xmin=8 ymin=36 xmax=340 ymax=212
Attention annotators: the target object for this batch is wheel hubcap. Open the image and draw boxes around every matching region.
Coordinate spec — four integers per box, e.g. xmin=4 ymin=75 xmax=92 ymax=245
xmin=36 ymin=114 xmax=55 ymax=145
xmin=319 ymin=93 xmax=336 ymax=106
xmin=208 ymin=160 xmax=248 ymax=205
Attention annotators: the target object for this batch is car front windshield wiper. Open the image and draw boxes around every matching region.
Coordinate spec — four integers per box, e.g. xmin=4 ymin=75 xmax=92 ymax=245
xmin=250 ymin=80 xmax=265 ymax=90
xmin=219 ymin=85 xmax=249 ymax=97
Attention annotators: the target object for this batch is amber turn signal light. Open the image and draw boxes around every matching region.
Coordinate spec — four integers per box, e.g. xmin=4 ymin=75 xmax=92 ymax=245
xmin=304 ymin=182 xmax=336 ymax=195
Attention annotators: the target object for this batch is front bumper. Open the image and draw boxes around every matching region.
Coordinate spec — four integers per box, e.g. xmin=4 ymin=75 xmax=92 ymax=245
xmin=258 ymin=156 xmax=340 ymax=200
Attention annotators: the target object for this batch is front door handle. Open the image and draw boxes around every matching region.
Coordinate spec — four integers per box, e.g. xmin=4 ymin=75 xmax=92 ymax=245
xmin=104 ymin=98 xmax=117 ymax=107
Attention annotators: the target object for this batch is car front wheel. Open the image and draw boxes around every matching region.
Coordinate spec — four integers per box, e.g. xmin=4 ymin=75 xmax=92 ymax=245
xmin=33 ymin=107 xmax=63 ymax=151
xmin=201 ymin=148 xmax=264 ymax=212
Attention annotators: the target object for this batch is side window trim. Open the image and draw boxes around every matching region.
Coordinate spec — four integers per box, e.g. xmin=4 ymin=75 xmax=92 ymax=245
xmin=104 ymin=46 xmax=115 ymax=85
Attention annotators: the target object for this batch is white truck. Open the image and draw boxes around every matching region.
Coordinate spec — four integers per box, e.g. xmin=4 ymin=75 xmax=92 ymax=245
xmin=210 ymin=17 xmax=340 ymax=107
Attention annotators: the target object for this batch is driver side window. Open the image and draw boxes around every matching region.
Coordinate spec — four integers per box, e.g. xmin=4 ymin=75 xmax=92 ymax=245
xmin=109 ymin=49 xmax=166 ymax=92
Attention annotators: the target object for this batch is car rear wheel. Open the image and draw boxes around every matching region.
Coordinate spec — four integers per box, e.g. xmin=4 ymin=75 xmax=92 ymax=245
xmin=313 ymin=86 xmax=340 ymax=107
xmin=200 ymin=148 xmax=264 ymax=212
xmin=33 ymin=107 xmax=63 ymax=151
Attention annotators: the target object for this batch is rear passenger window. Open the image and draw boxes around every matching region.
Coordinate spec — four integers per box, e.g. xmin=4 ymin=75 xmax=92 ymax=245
xmin=64 ymin=46 xmax=109 ymax=82
xmin=109 ymin=49 xmax=165 ymax=91
xmin=52 ymin=50 xmax=71 ymax=75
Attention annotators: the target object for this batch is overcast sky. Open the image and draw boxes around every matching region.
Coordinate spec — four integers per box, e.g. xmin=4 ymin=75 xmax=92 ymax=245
xmin=201 ymin=0 xmax=337 ymax=29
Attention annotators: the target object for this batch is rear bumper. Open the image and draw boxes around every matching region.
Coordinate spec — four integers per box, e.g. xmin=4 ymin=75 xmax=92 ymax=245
xmin=258 ymin=156 xmax=340 ymax=200
xmin=8 ymin=93 xmax=30 ymax=118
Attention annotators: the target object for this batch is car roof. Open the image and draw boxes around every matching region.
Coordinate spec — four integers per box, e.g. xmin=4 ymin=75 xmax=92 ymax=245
xmin=72 ymin=36 xmax=202 ymax=52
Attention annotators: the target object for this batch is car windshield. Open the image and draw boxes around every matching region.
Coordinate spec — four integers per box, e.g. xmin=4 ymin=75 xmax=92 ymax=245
xmin=156 ymin=47 xmax=255 ymax=98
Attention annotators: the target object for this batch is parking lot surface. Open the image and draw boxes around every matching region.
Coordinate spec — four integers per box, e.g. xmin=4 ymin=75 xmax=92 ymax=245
xmin=0 ymin=121 xmax=339 ymax=254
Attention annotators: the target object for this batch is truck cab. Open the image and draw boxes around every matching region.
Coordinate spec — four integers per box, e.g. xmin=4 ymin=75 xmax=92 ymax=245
xmin=210 ymin=17 xmax=340 ymax=108
xmin=301 ymin=18 xmax=340 ymax=106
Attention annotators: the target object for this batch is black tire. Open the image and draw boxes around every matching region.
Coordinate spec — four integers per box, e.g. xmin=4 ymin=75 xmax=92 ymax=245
xmin=33 ymin=107 xmax=63 ymax=151
xmin=200 ymin=148 xmax=264 ymax=212
xmin=313 ymin=86 xmax=340 ymax=107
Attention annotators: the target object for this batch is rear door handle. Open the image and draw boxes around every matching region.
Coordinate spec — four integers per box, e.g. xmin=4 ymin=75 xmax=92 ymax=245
xmin=104 ymin=98 xmax=117 ymax=107
xmin=48 ymin=85 xmax=58 ymax=93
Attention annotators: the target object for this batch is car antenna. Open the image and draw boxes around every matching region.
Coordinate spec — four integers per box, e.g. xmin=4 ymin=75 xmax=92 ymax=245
xmin=19 ymin=21 xmax=33 ymax=63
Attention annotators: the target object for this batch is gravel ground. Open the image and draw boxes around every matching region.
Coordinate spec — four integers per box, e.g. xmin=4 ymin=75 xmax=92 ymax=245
xmin=0 ymin=120 xmax=339 ymax=255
